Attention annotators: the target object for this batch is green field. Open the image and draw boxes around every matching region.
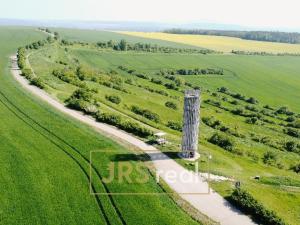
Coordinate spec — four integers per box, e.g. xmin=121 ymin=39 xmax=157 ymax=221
xmin=53 ymin=28 xmax=206 ymax=49
xmin=25 ymin=28 xmax=300 ymax=225
xmin=0 ymin=27 xmax=202 ymax=225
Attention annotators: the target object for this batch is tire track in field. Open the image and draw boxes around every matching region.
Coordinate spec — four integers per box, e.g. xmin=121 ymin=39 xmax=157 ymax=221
xmin=0 ymin=96 xmax=111 ymax=225
xmin=0 ymin=91 xmax=127 ymax=225
xmin=11 ymin=53 xmax=126 ymax=225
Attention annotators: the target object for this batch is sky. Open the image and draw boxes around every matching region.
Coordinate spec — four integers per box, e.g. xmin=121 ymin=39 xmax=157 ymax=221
xmin=1 ymin=0 xmax=300 ymax=30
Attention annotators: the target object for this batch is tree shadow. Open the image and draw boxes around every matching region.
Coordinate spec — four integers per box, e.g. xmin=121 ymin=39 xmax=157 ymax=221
xmin=112 ymin=151 xmax=182 ymax=162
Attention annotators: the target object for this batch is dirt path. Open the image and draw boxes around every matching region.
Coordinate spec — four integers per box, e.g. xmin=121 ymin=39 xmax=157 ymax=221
xmin=10 ymin=55 xmax=256 ymax=225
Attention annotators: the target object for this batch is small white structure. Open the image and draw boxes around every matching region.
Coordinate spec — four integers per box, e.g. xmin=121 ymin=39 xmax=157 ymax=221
xmin=154 ymin=132 xmax=167 ymax=145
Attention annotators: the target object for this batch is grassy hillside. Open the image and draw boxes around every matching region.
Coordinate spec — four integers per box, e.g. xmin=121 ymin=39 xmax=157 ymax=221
xmin=118 ymin=31 xmax=300 ymax=54
xmin=52 ymin=28 xmax=206 ymax=49
xmin=0 ymin=27 xmax=200 ymax=225
xmin=27 ymin=31 xmax=300 ymax=225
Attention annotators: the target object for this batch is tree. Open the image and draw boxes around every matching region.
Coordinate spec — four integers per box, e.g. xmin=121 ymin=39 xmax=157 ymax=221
xmin=218 ymin=87 xmax=229 ymax=93
xmin=174 ymin=77 xmax=185 ymax=86
xmin=119 ymin=39 xmax=128 ymax=51
xmin=107 ymin=40 xmax=114 ymax=47
xmin=246 ymin=97 xmax=258 ymax=104
xmin=208 ymin=133 xmax=234 ymax=151
xmin=263 ymin=151 xmax=278 ymax=165
xmin=291 ymin=163 xmax=300 ymax=173
xmin=165 ymin=101 xmax=177 ymax=110
xmin=284 ymin=141 xmax=298 ymax=152
xmin=166 ymin=121 xmax=182 ymax=131
xmin=105 ymin=95 xmax=121 ymax=104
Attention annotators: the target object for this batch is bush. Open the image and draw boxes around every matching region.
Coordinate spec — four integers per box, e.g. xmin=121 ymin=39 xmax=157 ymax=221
xmin=263 ymin=151 xmax=278 ymax=165
xmin=229 ymin=189 xmax=286 ymax=225
xmin=263 ymin=105 xmax=273 ymax=110
xmin=96 ymin=112 xmax=122 ymax=126
xmin=150 ymin=78 xmax=163 ymax=85
xmin=230 ymin=100 xmax=239 ymax=105
xmin=164 ymin=82 xmax=178 ymax=90
xmin=245 ymin=105 xmax=259 ymax=112
xmin=30 ymin=77 xmax=45 ymax=89
xmin=165 ymin=101 xmax=177 ymax=110
xmin=166 ymin=121 xmax=182 ymax=131
xmin=231 ymin=108 xmax=244 ymax=116
xmin=276 ymin=106 xmax=294 ymax=115
xmin=131 ymin=105 xmax=160 ymax=123
xmin=52 ymin=69 xmax=80 ymax=85
xmin=284 ymin=141 xmax=298 ymax=153
xmin=66 ymin=98 xmax=89 ymax=111
xmin=287 ymin=119 xmax=300 ymax=129
xmin=174 ymin=77 xmax=185 ymax=86
xmin=105 ymin=95 xmax=121 ymax=104
xmin=245 ymin=117 xmax=258 ymax=124
xmin=246 ymin=97 xmax=258 ymax=104
xmin=135 ymin=73 xmax=149 ymax=80
xmin=232 ymin=93 xmax=246 ymax=101
xmin=202 ymin=117 xmax=222 ymax=129
xmin=121 ymin=121 xmax=153 ymax=137
xmin=291 ymin=163 xmax=300 ymax=173
xmin=95 ymin=112 xmax=153 ymax=137
xmin=286 ymin=116 xmax=296 ymax=122
xmin=21 ymin=68 xmax=32 ymax=78
xmin=70 ymin=88 xmax=93 ymax=102
xmin=208 ymin=133 xmax=234 ymax=151
xmin=125 ymin=78 xmax=134 ymax=85
xmin=65 ymin=88 xmax=94 ymax=112
xmin=82 ymin=104 xmax=98 ymax=115
xmin=284 ymin=128 xmax=300 ymax=138
xmin=218 ymin=86 xmax=229 ymax=93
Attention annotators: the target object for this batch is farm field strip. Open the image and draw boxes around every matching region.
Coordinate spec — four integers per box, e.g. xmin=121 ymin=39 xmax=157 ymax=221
xmin=118 ymin=31 xmax=300 ymax=54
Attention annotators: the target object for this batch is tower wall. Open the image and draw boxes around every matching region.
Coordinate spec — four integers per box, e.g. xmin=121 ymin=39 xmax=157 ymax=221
xmin=181 ymin=90 xmax=201 ymax=157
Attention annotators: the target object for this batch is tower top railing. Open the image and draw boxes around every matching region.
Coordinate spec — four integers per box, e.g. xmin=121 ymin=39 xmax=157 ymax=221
xmin=185 ymin=89 xmax=200 ymax=98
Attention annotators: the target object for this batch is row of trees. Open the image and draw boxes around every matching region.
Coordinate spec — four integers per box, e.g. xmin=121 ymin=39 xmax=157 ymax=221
xmin=231 ymin=50 xmax=300 ymax=56
xmin=131 ymin=105 xmax=160 ymax=123
xmin=163 ymin=68 xmax=224 ymax=76
xmin=96 ymin=113 xmax=153 ymax=137
xmin=96 ymin=39 xmax=214 ymax=54
xmin=165 ymin=28 xmax=300 ymax=44
xmin=218 ymin=87 xmax=259 ymax=104
xmin=38 ymin=27 xmax=60 ymax=40
xmin=65 ymin=88 xmax=153 ymax=137
xmin=17 ymin=47 xmax=45 ymax=89
xmin=229 ymin=188 xmax=286 ymax=225
xmin=25 ymin=38 xmax=54 ymax=50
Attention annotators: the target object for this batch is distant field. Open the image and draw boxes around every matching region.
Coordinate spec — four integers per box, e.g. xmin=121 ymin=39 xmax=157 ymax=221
xmin=52 ymin=28 xmax=205 ymax=49
xmin=118 ymin=31 xmax=300 ymax=54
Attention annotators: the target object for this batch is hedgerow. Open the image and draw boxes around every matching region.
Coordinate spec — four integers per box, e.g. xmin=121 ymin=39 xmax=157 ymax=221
xmin=30 ymin=77 xmax=45 ymax=89
xmin=95 ymin=112 xmax=153 ymax=137
xmin=291 ymin=163 xmax=300 ymax=173
xmin=166 ymin=121 xmax=182 ymax=131
xmin=208 ymin=132 xmax=235 ymax=151
xmin=228 ymin=189 xmax=286 ymax=225
xmin=131 ymin=105 xmax=160 ymax=123
xmin=165 ymin=101 xmax=178 ymax=110
xmin=284 ymin=128 xmax=300 ymax=138
xmin=105 ymin=95 xmax=121 ymax=104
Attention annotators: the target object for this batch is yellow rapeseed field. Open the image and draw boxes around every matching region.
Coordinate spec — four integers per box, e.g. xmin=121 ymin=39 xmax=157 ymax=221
xmin=118 ymin=31 xmax=300 ymax=54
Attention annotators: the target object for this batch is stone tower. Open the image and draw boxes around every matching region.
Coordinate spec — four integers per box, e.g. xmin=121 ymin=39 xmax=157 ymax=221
xmin=181 ymin=89 xmax=201 ymax=158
